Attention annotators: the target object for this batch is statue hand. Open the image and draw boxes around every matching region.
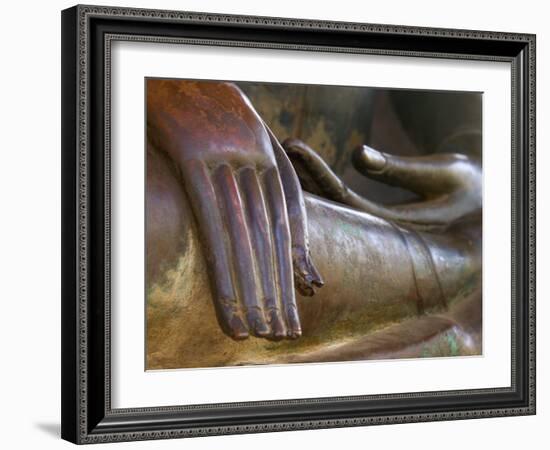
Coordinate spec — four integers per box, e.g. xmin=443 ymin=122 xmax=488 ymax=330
xmin=351 ymin=145 xmax=482 ymax=226
xmin=147 ymin=80 xmax=321 ymax=340
xmin=284 ymin=139 xmax=481 ymax=228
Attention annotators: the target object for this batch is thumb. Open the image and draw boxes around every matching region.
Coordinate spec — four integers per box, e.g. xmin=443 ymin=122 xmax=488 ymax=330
xmin=352 ymin=145 xmax=471 ymax=197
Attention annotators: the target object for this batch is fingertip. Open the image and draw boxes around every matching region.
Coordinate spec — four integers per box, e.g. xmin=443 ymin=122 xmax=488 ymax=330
xmin=288 ymin=328 xmax=302 ymax=339
xmin=293 ymin=249 xmax=324 ymax=296
xmin=272 ymin=330 xmax=287 ymax=341
xmin=251 ymin=317 xmax=271 ymax=338
xmin=253 ymin=327 xmax=271 ymax=339
xmin=312 ymin=277 xmax=324 ymax=288
xmin=286 ymin=304 xmax=302 ymax=339
xmin=281 ymin=137 xmax=303 ymax=150
xmin=306 ymin=265 xmax=324 ymax=289
xmin=264 ymin=308 xmax=286 ymax=341
xmin=353 ymin=145 xmax=387 ymax=172
xmin=228 ymin=315 xmax=249 ymax=340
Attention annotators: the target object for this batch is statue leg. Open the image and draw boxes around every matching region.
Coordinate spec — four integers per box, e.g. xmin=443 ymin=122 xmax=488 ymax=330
xmin=146 ymin=147 xmax=481 ymax=368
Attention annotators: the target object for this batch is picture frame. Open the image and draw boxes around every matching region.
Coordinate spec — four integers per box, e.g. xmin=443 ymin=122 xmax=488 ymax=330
xmin=61 ymin=4 xmax=536 ymax=444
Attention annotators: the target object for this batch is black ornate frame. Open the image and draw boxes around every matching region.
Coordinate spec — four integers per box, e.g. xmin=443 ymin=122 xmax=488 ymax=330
xmin=61 ymin=4 xmax=536 ymax=444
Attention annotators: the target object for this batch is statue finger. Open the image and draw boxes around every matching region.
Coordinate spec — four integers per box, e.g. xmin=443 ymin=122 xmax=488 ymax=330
xmin=263 ymin=167 xmax=302 ymax=339
xmin=283 ymin=138 xmax=348 ymax=199
xmin=281 ymin=139 xmax=477 ymax=227
xmin=352 ymin=145 xmax=470 ymax=197
xmin=282 ymin=139 xmax=388 ymax=216
xmin=269 ymin=129 xmax=324 ymax=296
xmin=239 ymin=167 xmax=287 ymax=340
xmin=212 ymin=164 xmax=271 ymax=338
xmin=181 ymin=160 xmax=249 ymax=339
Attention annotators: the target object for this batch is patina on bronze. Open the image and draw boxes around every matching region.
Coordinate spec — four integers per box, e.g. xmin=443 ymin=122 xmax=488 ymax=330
xmin=146 ymin=79 xmax=482 ymax=369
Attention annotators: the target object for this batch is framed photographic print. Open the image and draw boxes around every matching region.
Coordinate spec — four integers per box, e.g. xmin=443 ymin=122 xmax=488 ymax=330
xmin=61 ymin=4 xmax=536 ymax=444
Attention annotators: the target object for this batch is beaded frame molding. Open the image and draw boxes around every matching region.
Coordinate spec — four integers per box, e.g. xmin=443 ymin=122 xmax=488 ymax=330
xmin=61 ymin=4 xmax=536 ymax=444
